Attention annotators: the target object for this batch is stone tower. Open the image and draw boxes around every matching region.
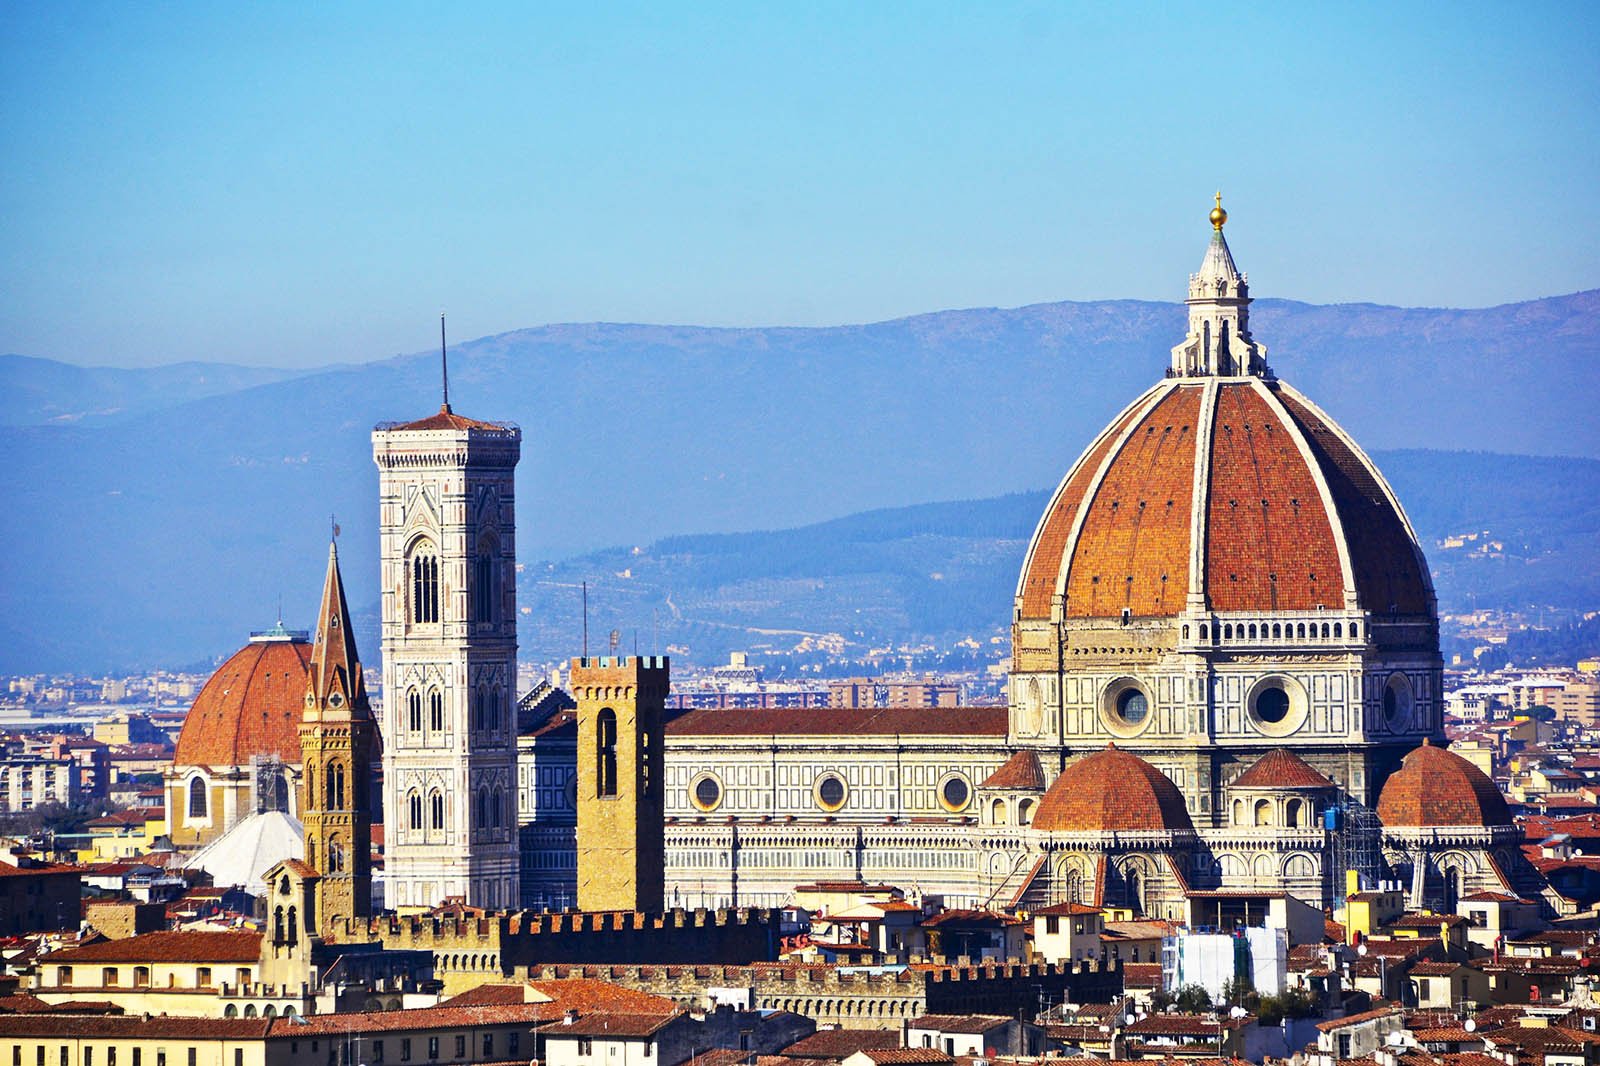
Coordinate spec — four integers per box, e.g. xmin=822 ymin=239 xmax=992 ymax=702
xmin=373 ymin=398 xmax=521 ymax=912
xmin=573 ymin=656 xmax=667 ymax=913
xmin=297 ymin=540 xmax=376 ymax=931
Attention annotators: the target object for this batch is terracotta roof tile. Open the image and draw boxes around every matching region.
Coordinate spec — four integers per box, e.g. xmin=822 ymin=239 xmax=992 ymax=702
xmin=1230 ymin=748 xmax=1335 ymax=790
xmin=44 ymin=930 xmax=261 ymax=964
xmin=173 ymin=638 xmax=312 ymax=766
xmin=780 ymin=1029 xmax=900 ymax=1059
xmin=667 ymin=706 xmax=1006 ymax=738
xmin=385 ymin=405 xmax=512 ymax=432
xmin=1377 ymin=742 xmax=1514 ymax=828
xmin=979 ymin=751 xmax=1046 ymax=790
xmin=1033 ymin=745 xmax=1195 ymax=834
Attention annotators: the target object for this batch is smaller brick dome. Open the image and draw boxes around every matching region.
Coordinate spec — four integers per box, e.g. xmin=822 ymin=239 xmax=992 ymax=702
xmin=173 ymin=633 xmax=313 ymax=768
xmin=1376 ymin=741 xmax=1512 ymax=828
xmin=1231 ymin=748 xmax=1335 ymax=791
xmin=1033 ymin=744 xmax=1195 ymax=834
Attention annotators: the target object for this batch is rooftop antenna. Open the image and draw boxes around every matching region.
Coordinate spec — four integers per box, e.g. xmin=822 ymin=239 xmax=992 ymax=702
xmin=440 ymin=312 xmax=451 ymax=412
xmin=582 ymin=580 xmax=589 ymax=658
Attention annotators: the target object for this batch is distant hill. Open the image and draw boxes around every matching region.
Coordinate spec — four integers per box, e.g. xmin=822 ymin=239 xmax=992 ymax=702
xmin=520 ymin=450 xmax=1600 ymax=670
xmin=0 ymin=291 xmax=1596 ymax=673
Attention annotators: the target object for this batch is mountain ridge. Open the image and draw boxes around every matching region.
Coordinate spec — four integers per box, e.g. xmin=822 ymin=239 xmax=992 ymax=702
xmin=2 ymin=291 xmax=1596 ymax=673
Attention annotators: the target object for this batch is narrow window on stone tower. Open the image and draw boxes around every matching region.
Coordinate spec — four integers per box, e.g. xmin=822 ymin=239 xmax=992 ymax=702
xmin=407 ymin=690 xmax=422 ymax=733
xmin=410 ymin=545 xmax=440 ymax=625
xmin=327 ymin=762 xmax=345 ymax=811
xmin=408 ymin=791 xmax=422 ymax=832
xmin=430 ymin=790 xmax=445 ymax=830
xmin=429 ymin=690 xmax=444 ymax=734
xmin=188 ymin=777 xmax=207 ymax=820
xmin=474 ymin=540 xmax=497 ymax=623
xmin=597 ymin=710 xmax=618 ymax=798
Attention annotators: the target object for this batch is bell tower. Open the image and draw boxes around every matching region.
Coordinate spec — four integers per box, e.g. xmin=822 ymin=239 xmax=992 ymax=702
xmin=373 ymin=383 xmax=521 ymax=912
xmin=574 ymin=656 xmax=667 ymax=913
xmin=298 ymin=538 xmax=376 ymax=932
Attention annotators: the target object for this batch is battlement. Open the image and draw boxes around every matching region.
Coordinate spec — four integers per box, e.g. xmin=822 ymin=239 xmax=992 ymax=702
xmin=571 ymin=655 xmax=671 ymax=693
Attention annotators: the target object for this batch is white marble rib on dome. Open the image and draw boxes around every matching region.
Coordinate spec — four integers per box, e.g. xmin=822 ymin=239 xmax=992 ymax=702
xmin=183 ymin=810 xmax=305 ymax=898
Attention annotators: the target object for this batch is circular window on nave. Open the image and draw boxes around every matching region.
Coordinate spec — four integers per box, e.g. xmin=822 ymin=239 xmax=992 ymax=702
xmin=815 ymin=773 xmax=848 ymax=812
xmin=938 ymin=773 xmax=972 ymax=813
xmin=689 ymin=772 xmax=723 ymax=813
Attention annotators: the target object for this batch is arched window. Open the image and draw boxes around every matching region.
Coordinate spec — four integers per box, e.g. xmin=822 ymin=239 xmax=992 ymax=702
xmin=597 ymin=709 xmax=618 ymax=798
xmin=490 ymin=687 xmax=502 ymax=732
xmin=407 ymin=689 xmax=422 ymax=733
xmin=474 ymin=539 xmax=497 ymax=623
xmin=429 ymin=690 xmax=444 ymax=733
xmin=326 ymin=762 xmax=346 ymax=811
xmin=1287 ymin=799 xmax=1305 ymax=828
xmin=408 ymin=791 xmax=422 ymax=831
xmin=472 ymin=688 xmax=483 ymax=731
xmin=1333 ymin=622 xmax=1343 ymax=638
xmin=188 ymin=777 xmax=207 ymax=819
xmin=494 ymin=787 xmax=506 ymax=828
xmin=328 ymin=838 xmax=345 ymax=873
xmin=410 ymin=544 xmax=440 ymax=624
xmin=273 ymin=906 xmax=286 ymax=943
xmin=430 ymin=790 xmax=445 ymax=830
xmin=477 ymin=788 xmax=490 ymax=829
xmin=1254 ymin=799 xmax=1273 ymax=826
xmin=286 ymin=906 xmax=298 ymax=944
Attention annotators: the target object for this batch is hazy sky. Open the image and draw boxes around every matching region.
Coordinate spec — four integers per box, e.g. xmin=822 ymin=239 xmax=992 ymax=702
xmin=3 ymin=3 xmax=1596 ymax=369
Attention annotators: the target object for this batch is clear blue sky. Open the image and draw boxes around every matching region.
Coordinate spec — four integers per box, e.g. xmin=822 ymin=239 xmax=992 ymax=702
xmin=2 ymin=2 xmax=1596 ymax=369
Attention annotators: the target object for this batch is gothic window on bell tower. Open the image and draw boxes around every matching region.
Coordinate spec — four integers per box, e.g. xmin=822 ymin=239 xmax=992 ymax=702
xmin=410 ymin=543 xmax=440 ymax=625
xmin=407 ymin=689 xmax=422 ymax=733
xmin=327 ymin=762 xmax=345 ymax=811
xmin=474 ymin=539 xmax=497 ymax=623
xmin=408 ymin=791 xmax=422 ymax=834
xmin=430 ymin=790 xmax=445 ymax=831
xmin=429 ymin=690 xmax=444 ymax=735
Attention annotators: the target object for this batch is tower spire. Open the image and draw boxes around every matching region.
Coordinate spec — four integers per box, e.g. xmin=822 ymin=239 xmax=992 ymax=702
xmin=1169 ymin=193 xmax=1267 ymax=378
xmin=440 ymin=312 xmax=451 ymax=414
xmin=306 ymin=538 xmax=370 ymax=719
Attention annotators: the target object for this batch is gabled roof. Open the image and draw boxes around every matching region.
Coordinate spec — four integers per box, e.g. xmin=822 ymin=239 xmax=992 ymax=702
xmin=780 ymin=1029 xmax=899 ymax=1060
xmin=1230 ymin=748 xmax=1335 ymax=790
xmin=44 ymin=930 xmax=262 ymax=964
xmin=980 ymin=751 xmax=1045 ymax=791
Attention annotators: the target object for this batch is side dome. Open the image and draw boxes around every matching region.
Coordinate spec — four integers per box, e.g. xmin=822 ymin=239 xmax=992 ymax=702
xmin=1033 ymin=745 xmax=1195 ymax=833
xmin=1376 ymin=742 xmax=1512 ymax=828
xmin=173 ymin=630 xmax=313 ymax=767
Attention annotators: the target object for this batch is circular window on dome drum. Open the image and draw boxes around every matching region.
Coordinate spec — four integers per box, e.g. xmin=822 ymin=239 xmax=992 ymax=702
xmin=938 ymin=773 xmax=972 ymax=813
xmin=689 ymin=772 xmax=723 ymax=813
xmin=1101 ymin=678 xmax=1154 ymax=737
xmin=1247 ymin=676 xmax=1308 ymax=737
xmin=814 ymin=773 xmax=848 ymax=812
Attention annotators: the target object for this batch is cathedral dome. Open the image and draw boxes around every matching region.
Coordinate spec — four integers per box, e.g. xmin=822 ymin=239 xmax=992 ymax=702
xmin=1376 ymin=741 xmax=1513 ymax=828
xmin=1015 ymin=376 xmax=1432 ymax=621
xmin=1014 ymin=205 xmax=1431 ymax=626
xmin=1033 ymin=745 xmax=1195 ymax=834
xmin=173 ymin=628 xmax=313 ymax=767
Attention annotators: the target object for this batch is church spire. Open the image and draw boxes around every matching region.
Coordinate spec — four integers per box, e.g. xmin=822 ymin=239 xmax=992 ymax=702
xmin=1169 ymin=193 xmax=1268 ymax=378
xmin=305 ymin=537 xmax=370 ymax=721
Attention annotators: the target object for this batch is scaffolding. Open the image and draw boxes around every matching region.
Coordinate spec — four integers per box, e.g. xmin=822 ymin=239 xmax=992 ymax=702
xmin=1325 ymin=797 xmax=1384 ymax=913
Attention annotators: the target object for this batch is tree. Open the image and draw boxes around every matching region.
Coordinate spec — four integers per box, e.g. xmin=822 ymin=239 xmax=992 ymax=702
xmin=1527 ymin=704 xmax=1558 ymax=722
xmin=1173 ymin=984 xmax=1213 ymax=1012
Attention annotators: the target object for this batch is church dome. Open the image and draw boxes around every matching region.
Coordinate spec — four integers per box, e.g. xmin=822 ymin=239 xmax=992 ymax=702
xmin=173 ymin=627 xmax=313 ymax=767
xmin=1376 ymin=741 xmax=1513 ymax=828
xmin=1014 ymin=204 xmax=1432 ymax=626
xmin=1033 ymin=745 xmax=1195 ymax=833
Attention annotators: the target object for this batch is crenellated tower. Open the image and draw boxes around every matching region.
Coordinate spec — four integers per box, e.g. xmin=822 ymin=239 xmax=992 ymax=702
xmin=297 ymin=539 xmax=376 ymax=932
xmin=373 ymin=391 xmax=521 ymax=912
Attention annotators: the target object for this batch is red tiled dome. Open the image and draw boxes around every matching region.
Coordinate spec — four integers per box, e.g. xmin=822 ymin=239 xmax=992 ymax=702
xmin=1376 ymin=742 xmax=1512 ymax=828
xmin=173 ymin=636 xmax=313 ymax=767
xmin=1231 ymin=748 xmax=1335 ymax=790
xmin=1033 ymin=745 xmax=1195 ymax=833
xmin=1015 ymin=377 xmax=1432 ymax=621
